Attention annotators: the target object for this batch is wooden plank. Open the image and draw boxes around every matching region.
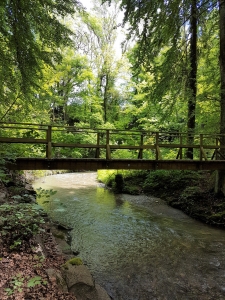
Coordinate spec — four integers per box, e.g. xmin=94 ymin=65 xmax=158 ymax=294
xmin=200 ymin=146 xmax=208 ymax=161
xmin=106 ymin=144 xmax=111 ymax=160
xmin=176 ymin=148 xmax=182 ymax=159
xmin=46 ymin=126 xmax=52 ymax=159
xmin=52 ymin=143 xmax=105 ymax=148
xmin=95 ymin=132 xmax=100 ymax=158
xmin=0 ymin=121 xmax=48 ymax=127
xmin=0 ymin=137 xmax=47 ymax=144
xmin=109 ymin=145 xmax=155 ymax=150
xmin=155 ymin=145 xmax=162 ymax=160
xmin=0 ymin=126 xmax=47 ymax=131
xmin=6 ymin=158 xmax=225 ymax=171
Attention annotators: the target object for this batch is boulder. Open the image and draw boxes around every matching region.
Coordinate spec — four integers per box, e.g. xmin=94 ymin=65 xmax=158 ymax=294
xmin=0 ymin=190 xmax=8 ymax=203
xmin=25 ymin=183 xmax=36 ymax=195
xmin=61 ymin=264 xmax=111 ymax=300
xmin=46 ymin=268 xmax=68 ymax=293
xmin=95 ymin=284 xmax=111 ymax=300
xmin=62 ymin=264 xmax=95 ymax=291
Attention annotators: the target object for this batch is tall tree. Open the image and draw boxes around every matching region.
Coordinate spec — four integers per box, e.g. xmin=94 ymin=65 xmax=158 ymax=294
xmin=216 ymin=0 xmax=225 ymax=194
xmin=0 ymin=0 xmax=81 ymax=120
xmin=103 ymin=0 xmax=217 ymax=139
xmin=74 ymin=0 xmax=126 ymax=125
xmin=187 ymin=0 xmax=198 ymax=159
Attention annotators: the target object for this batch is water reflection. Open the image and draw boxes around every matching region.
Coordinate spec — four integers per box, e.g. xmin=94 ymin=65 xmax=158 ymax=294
xmin=33 ymin=172 xmax=225 ymax=300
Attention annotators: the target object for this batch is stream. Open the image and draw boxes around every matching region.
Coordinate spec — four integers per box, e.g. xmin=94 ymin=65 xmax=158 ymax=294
xmin=33 ymin=172 xmax=225 ymax=300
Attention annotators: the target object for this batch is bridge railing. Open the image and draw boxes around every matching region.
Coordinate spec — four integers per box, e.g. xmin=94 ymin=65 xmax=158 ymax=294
xmin=0 ymin=122 xmax=225 ymax=161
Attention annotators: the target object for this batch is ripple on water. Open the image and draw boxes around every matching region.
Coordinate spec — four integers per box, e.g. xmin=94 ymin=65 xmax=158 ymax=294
xmin=33 ymin=173 xmax=225 ymax=300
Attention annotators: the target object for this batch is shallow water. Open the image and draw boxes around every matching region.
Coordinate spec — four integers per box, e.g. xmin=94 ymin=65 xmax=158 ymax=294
xmin=33 ymin=172 xmax=225 ymax=300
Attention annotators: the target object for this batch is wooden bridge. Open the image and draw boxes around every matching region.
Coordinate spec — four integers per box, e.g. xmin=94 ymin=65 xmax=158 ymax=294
xmin=0 ymin=122 xmax=225 ymax=171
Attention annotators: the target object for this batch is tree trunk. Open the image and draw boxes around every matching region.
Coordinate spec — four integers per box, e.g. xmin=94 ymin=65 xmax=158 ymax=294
xmin=103 ymin=74 xmax=109 ymax=123
xmin=187 ymin=0 xmax=197 ymax=159
xmin=215 ymin=0 xmax=225 ymax=194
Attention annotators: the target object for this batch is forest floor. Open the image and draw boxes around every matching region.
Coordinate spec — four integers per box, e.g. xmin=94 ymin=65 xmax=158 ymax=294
xmin=0 ymin=173 xmax=77 ymax=300
xmin=0 ymin=225 xmax=77 ymax=300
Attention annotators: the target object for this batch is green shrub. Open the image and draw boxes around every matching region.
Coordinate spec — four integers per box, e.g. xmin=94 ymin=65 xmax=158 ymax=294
xmin=179 ymin=186 xmax=203 ymax=201
xmin=143 ymin=170 xmax=200 ymax=194
xmin=123 ymin=184 xmax=141 ymax=195
xmin=0 ymin=203 xmax=45 ymax=250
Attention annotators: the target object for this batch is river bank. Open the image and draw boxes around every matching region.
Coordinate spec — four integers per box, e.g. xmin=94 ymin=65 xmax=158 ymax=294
xmin=0 ymin=170 xmax=111 ymax=300
xmin=108 ymin=170 xmax=225 ymax=228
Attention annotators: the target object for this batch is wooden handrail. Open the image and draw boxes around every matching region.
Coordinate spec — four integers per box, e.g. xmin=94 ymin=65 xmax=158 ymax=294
xmin=0 ymin=122 xmax=225 ymax=161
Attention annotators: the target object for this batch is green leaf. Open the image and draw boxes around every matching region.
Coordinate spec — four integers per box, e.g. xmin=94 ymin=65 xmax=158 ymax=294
xmin=27 ymin=276 xmax=42 ymax=288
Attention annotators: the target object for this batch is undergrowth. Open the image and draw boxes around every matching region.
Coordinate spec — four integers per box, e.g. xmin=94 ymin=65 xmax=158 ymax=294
xmin=0 ymin=203 xmax=45 ymax=251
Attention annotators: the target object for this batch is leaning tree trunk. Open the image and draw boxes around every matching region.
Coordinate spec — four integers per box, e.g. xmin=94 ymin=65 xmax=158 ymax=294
xmin=215 ymin=0 xmax=225 ymax=194
xmin=187 ymin=0 xmax=197 ymax=159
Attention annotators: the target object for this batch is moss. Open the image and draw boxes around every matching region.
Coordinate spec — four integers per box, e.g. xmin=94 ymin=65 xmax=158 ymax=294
xmin=53 ymin=232 xmax=65 ymax=239
xmin=67 ymin=257 xmax=83 ymax=265
xmin=62 ymin=257 xmax=83 ymax=269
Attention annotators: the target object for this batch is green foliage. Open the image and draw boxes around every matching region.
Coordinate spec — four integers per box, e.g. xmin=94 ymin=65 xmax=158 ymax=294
xmin=97 ymin=170 xmax=118 ymax=186
xmin=27 ymin=276 xmax=47 ymax=288
xmin=36 ymin=187 xmax=57 ymax=199
xmin=8 ymin=185 xmax=36 ymax=203
xmin=111 ymin=149 xmax=137 ymax=159
xmin=122 ymin=184 xmax=141 ymax=195
xmin=0 ymin=147 xmax=17 ymax=183
xmin=5 ymin=274 xmax=47 ymax=296
xmin=143 ymin=170 xmax=200 ymax=195
xmin=97 ymin=169 xmax=147 ymax=194
xmin=0 ymin=0 xmax=79 ymax=107
xmin=0 ymin=203 xmax=45 ymax=250
xmin=179 ymin=186 xmax=203 ymax=202
xmin=5 ymin=274 xmax=24 ymax=295
xmin=51 ymin=130 xmax=98 ymax=158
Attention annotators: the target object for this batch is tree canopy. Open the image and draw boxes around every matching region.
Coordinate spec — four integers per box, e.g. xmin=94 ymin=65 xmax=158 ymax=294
xmin=0 ymin=0 xmax=82 ymax=110
xmin=0 ymin=0 xmax=223 ymax=135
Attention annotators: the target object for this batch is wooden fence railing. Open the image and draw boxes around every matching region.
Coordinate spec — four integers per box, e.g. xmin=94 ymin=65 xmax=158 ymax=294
xmin=0 ymin=122 xmax=225 ymax=161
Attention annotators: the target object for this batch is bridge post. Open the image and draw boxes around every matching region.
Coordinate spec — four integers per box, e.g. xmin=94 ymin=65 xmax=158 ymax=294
xmin=179 ymin=134 xmax=183 ymax=159
xmin=95 ymin=132 xmax=100 ymax=158
xmin=216 ymin=137 xmax=219 ymax=160
xmin=106 ymin=130 xmax=111 ymax=159
xmin=176 ymin=134 xmax=183 ymax=159
xmin=155 ymin=132 xmax=162 ymax=160
xmin=200 ymin=134 xmax=203 ymax=160
xmin=46 ymin=126 xmax=52 ymax=159
xmin=138 ymin=134 xmax=143 ymax=159
xmin=199 ymin=134 xmax=208 ymax=161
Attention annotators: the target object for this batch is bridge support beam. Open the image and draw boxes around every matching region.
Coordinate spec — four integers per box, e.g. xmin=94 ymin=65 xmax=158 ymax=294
xmin=5 ymin=158 xmax=225 ymax=171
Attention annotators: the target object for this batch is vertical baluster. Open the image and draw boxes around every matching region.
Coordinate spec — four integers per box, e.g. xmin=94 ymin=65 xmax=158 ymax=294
xmin=46 ymin=125 xmax=52 ymax=159
xmin=95 ymin=132 xmax=100 ymax=158
xmin=106 ymin=129 xmax=111 ymax=159
xmin=138 ymin=134 xmax=143 ymax=159
xmin=155 ymin=132 xmax=159 ymax=160
xmin=179 ymin=133 xmax=183 ymax=159
xmin=200 ymin=134 xmax=203 ymax=161
xmin=216 ymin=136 xmax=219 ymax=160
